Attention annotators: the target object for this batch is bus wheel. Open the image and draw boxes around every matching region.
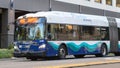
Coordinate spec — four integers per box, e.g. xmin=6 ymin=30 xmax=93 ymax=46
xmin=114 ymin=52 xmax=120 ymax=56
xmin=96 ymin=44 xmax=107 ymax=57
xmin=58 ymin=45 xmax=67 ymax=59
xmin=74 ymin=55 xmax=85 ymax=58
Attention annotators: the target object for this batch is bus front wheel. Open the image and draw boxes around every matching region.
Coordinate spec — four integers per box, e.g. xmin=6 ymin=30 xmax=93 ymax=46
xmin=58 ymin=45 xmax=67 ymax=59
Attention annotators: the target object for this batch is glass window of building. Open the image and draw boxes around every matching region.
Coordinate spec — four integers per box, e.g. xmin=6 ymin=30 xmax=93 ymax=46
xmin=95 ymin=0 xmax=102 ymax=3
xmin=116 ymin=0 xmax=120 ymax=7
xmin=106 ymin=0 xmax=112 ymax=5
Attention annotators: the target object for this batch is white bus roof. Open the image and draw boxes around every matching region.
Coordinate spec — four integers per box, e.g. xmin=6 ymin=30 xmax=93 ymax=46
xmin=17 ymin=11 xmax=112 ymax=27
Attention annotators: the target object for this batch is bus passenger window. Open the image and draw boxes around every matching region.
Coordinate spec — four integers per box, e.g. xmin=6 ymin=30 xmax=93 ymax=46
xmin=100 ymin=28 xmax=109 ymax=40
xmin=81 ymin=26 xmax=95 ymax=40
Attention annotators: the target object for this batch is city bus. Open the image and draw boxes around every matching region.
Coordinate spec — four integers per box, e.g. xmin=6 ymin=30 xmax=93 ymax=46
xmin=14 ymin=11 xmax=120 ymax=60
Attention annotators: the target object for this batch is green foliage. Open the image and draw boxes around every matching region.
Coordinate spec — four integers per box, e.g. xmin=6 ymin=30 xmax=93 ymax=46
xmin=8 ymin=43 xmax=14 ymax=49
xmin=0 ymin=49 xmax=14 ymax=59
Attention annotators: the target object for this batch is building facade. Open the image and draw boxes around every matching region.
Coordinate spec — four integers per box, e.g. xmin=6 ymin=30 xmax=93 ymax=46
xmin=0 ymin=0 xmax=120 ymax=48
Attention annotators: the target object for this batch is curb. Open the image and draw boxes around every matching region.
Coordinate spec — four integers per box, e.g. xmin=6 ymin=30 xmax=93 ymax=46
xmin=35 ymin=60 xmax=120 ymax=68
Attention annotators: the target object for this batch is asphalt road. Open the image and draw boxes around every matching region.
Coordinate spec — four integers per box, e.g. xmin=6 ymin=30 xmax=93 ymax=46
xmin=76 ymin=63 xmax=120 ymax=68
xmin=0 ymin=55 xmax=120 ymax=68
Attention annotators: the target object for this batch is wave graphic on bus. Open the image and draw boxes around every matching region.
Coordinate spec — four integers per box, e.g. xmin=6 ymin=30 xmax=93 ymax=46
xmin=48 ymin=42 xmax=101 ymax=52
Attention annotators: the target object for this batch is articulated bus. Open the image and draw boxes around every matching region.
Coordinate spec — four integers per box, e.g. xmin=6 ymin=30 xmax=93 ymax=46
xmin=14 ymin=11 xmax=120 ymax=60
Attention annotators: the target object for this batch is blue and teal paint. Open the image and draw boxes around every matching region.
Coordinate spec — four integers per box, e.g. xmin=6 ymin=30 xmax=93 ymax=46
xmin=48 ymin=42 xmax=120 ymax=56
xmin=47 ymin=42 xmax=102 ymax=56
xmin=16 ymin=40 xmax=120 ymax=57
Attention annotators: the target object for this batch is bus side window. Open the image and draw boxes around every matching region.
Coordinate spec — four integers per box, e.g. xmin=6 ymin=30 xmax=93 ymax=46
xmin=101 ymin=28 xmax=109 ymax=40
xmin=47 ymin=24 xmax=55 ymax=40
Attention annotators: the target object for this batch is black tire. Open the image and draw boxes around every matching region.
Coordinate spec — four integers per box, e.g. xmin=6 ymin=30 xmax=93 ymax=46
xmin=74 ymin=55 xmax=85 ymax=58
xmin=95 ymin=44 xmax=107 ymax=57
xmin=58 ymin=45 xmax=67 ymax=59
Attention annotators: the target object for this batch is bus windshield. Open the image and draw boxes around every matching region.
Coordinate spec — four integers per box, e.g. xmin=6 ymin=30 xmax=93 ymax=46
xmin=15 ymin=17 xmax=45 ymax=41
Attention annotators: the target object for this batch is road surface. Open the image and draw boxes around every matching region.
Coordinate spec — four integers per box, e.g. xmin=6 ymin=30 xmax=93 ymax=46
xmin=0 ymin=55 xmax=120 ymax=68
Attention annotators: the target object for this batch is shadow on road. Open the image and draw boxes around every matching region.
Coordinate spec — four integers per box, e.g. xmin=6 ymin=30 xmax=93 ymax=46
xmin=12 ymin=54 xmax=117 ymax=62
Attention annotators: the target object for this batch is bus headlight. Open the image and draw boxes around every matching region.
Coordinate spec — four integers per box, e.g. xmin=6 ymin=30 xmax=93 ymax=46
xmin=39 ymin=44 xmax=46 ymax=49
xmin=14 ymin=46 xmax=19 ymax=50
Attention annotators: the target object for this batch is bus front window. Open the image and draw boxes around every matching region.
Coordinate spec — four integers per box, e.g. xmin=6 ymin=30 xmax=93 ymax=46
xmin=15 ymin=18 xmax=45 ymax=41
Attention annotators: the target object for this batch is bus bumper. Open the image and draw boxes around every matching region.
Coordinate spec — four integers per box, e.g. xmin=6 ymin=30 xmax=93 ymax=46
xmin=13 ymin=51 xmax=46 ymax=57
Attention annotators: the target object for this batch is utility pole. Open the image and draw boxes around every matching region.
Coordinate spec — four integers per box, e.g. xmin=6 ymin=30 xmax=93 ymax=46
xmin=8 ymin=0 xmax=15 ymax=46
xmin=49 ymin=0 xmax=52 ymax=11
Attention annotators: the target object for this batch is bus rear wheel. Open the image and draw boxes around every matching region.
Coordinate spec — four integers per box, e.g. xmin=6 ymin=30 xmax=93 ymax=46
xmin=58 ymin=45 xmax=67 ymax=59
xmin=95 ymin=44 xmax=107 ymax=57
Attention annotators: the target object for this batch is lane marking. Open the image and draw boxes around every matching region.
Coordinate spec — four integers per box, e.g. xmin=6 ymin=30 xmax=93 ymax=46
xmin=34 ymin=60 xmax=120 ymax=68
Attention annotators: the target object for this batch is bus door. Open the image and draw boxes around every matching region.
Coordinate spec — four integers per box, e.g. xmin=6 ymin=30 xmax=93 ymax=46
xmin=107 ymin=17 xmax=119 ymax=52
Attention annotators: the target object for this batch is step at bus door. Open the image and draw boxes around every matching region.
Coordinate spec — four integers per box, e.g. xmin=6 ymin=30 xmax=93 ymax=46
xmin=107 ymin=17 xmax=118 ymax=52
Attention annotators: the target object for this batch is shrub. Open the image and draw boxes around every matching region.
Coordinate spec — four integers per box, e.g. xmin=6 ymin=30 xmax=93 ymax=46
xmin=8 ymin=43 xmax=14 ymax=49
xmin=0 ymin=49 xmax=14 ymax=59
